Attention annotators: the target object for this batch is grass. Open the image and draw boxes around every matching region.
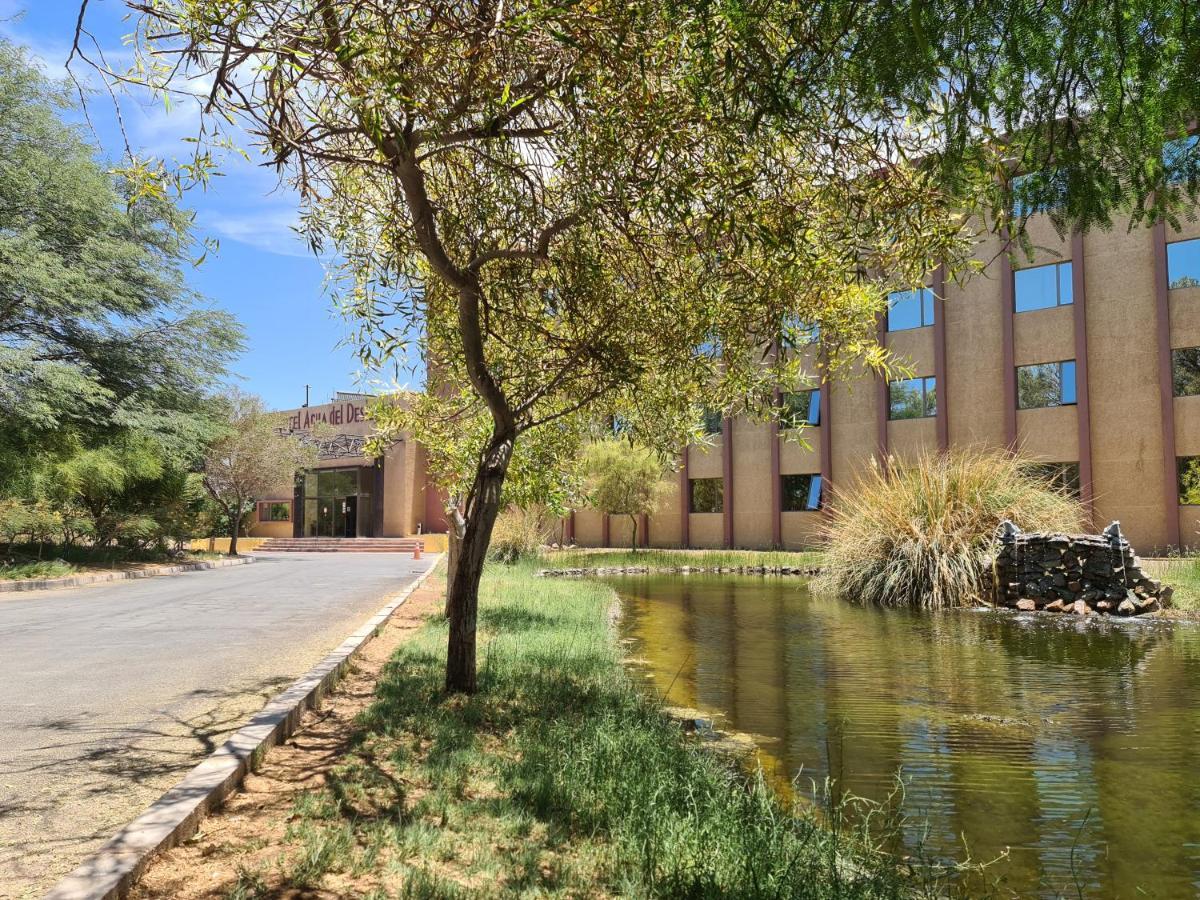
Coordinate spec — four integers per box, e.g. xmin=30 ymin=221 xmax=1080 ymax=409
xmin=0 ymin=543 xmax=229 ymax=582
xmin=0 ymin=558 xmax=77 ymax=580
xmin=539 ymin=547 xmax=824 ymax=570
xmin=244 ymin=559 xmax=952 ymax=898
xmin=818 ymin=449 xmax=1082 ymax=609
xmin=1141 ymin=557 xmax=1200 ymax=612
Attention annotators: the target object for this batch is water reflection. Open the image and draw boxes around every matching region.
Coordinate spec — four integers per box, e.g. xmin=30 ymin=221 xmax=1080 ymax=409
xmin=614 ymin=575 xmax=1200 ymax=898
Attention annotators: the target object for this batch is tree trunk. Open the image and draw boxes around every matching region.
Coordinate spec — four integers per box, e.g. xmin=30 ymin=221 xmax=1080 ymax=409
xmin=444 ymin=508 xmax=462 ymax=618
xmin=630 ymin=514 xmax=638 ymax=553
xmin=444 ymin=432 xmax=514 ymax=694
xmin=228 ymin=500 xmax=241 ymax=556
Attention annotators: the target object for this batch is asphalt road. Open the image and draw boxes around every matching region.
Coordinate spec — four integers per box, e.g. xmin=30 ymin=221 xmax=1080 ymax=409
xmin=0 ymin=551 xmax=435 ymax=898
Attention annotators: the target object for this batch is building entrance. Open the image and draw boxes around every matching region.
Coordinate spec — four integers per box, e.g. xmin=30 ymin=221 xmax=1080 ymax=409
xmin=300 ymin=467 xmax=374 ymax=537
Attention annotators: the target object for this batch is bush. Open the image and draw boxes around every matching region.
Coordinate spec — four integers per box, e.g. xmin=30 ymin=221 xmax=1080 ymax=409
xmin=487 ymin=505 xmax=557 ymax=563
xmin=817 ymin=449 xmax=1082 ymax=609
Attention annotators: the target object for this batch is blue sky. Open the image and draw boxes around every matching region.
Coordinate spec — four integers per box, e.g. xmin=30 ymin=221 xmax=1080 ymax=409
xmin=1 ymin=1 xmax=422 ymax=409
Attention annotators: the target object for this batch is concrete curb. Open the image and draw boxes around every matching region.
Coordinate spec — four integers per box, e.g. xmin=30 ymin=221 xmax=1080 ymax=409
xmin=43 ymin=556 xmax=442 ymax=900
xmin=0 ymin=556 xmax=254 ymax=594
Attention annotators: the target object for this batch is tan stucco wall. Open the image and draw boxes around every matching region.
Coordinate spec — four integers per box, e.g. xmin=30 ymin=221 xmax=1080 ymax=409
xmin=731 ymin=418 xmax=773 ymax=548
xmin=1085 ymin=217 xmax=1168 ymax=548
xmin=688 ymin=513 xmax=724 ymax=548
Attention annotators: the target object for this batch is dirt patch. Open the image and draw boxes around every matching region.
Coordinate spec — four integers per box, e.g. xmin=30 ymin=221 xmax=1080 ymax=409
xmin=129 ymin=573 xmax=445 ymax=899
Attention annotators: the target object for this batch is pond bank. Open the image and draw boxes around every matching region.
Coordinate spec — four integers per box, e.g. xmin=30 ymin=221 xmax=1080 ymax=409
xmin=127 ymin=559 xmax=945 ymax=898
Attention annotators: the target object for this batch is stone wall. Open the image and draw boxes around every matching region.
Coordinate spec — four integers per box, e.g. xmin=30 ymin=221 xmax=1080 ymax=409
xmin=994 ymin=521 xmax=1172 ymax=616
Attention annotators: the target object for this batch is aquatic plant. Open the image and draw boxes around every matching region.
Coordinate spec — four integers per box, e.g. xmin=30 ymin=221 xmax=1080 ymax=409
xmin=817 ymin=449 xmax=1082 ymax=608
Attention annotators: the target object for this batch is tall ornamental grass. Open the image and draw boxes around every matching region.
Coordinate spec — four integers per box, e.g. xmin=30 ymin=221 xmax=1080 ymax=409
xmin=817 ymin=449 xmax=1083 ymax=609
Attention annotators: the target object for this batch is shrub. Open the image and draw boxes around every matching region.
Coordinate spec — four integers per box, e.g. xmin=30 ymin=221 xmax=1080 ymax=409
xmin=817 ymin=449 xmax=1083 ymax=609
xmin=487 ymin=505 xmax=557 ymax=563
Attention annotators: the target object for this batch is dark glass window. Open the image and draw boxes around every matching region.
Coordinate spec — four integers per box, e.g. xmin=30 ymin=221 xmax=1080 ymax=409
xmin=701 ymin=408 xmax=724 ymax=435
xmin=889 ymin=376 xmax=937 ymax=420
xmin=1014 ymin=261 xmax=1073 ymax=312
xmin=1011 ymin=171 xmax=1068 ymax=218
xmin=1024 ymin=462 xmax=1082 ymax=499
xmin=268 ymin=502 xmax=291 ymax=521
xmin=1172 ymin=348 xmax=1200 ymax=397
xmin=1167 ymin=238 xmax=1200 ymax=290
xmin=689 ymin=478 xmax=723 ymax=513
xmin=1017 ymin=360 xmax=1076 ymax=409
xmin=1180 ymin=457 xmax=1200 ymax=505
xmin=886 ymin=288 xmax=935 ymax=331
xmin=779 ymin=390 xmax=820 ymax=429
xmin=781 ymin=474 xmax=823 ymax=511
xmin=1164 ymin=135 xmax=1198 ymax=184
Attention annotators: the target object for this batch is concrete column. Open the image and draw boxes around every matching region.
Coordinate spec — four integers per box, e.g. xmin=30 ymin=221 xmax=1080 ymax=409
xmin=565 ymin=510 xmax=575 ymax=545
xmin=640 ymin=513 xmax=649 ymax=548
xmin=1071 ymin=230 xmax=1095 ymax=526
xmin=679 ymin=450 xmax=690 ymax=548
xmin=875 ymin=312 xmax=889 ymax=469
xmin=1153 ymin=220 xmax=1182 ymax=547
xmin=602 ymin=512 xmax=610 ymax=547
xmin=1000 ymin=234 xmax=1018 ymax=447
xmin=933 ymin=264 xmax=950 ymax=452
xmin=770 ymin=390 xmax=782 ymax=547
xmin=722 ymin=417 xmax=734 ymax=547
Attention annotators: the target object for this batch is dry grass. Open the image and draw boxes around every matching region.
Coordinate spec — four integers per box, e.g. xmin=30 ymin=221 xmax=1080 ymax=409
xmin=817 ymin=449 xmax=1083 ymax=609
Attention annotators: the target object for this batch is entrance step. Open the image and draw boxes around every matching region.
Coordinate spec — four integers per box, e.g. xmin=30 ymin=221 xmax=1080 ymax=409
xmin=255 ymin=537 xmax=426 ymax=553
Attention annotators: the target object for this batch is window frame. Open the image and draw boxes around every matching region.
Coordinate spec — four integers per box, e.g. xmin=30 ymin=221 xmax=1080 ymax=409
xmin=1013 ymin=261 xmax=1074 ymax=313
xmin=886 ymin=287 xmax=935 ymax=332
xmin=888 ymin=376 xmax=937 ymax=420
xmin=781 ymin=473 xmax=823 ymax=512
xmin=1167 ymin=238 xmax=1200 ymax=291
xmin=688 ymin=477 xmax=724 ymax=514
xmin=779 ymin=389 xmax=820 ymax=429
xmin=1016 ymin=359 xmax=1077 ymax=410
xmin=1172 ymin=347 xmax=1200 ymax=397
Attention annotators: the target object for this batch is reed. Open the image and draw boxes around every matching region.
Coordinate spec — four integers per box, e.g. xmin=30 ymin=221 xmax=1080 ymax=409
xmin=817 ymin=449 xmax=1082 ymax=609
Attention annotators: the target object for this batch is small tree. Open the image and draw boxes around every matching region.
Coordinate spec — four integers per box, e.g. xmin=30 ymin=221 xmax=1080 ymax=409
xmin=582 ymin=440 xmax=665 ymax=552
xmin=201 ymin=391 xmax=317 ymax=556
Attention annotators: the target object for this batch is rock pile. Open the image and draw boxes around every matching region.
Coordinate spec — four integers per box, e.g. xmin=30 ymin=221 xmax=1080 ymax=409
xmin=995 ymin=520 xmax=1171 ymax=616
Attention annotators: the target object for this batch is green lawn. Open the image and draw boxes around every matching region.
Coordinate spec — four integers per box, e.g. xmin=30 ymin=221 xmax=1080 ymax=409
xmin=1141 ymin=557 xmax=1200 ymax=612
xmin=539 ymin=547 xmax=824 ymax=570
xmin=231 ymin=559 xmax=954 ymax=898
xmin=0 ymin=558 xmax=77 ymax=581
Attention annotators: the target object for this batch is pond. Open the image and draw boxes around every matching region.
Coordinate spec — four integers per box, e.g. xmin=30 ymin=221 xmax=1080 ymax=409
xmin=612 ymin=574 xmax=1200 ymax=899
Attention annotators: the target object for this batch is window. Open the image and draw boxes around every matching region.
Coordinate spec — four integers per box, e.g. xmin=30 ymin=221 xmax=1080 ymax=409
xmin=1167 ymin=238 xmax=1200 ymax=290
xmin=781 ymin=474 xmax=823 ymax=511
xmin=689 ymin=478 xmax=723 ymax=513
xmin=1014 ymin=261 xmax=1073 ymax=312
xmin=1173 ymin=348 xmax=1200 ymax=397
xmin=258 ymin=501 xmax=291 ymax=522
xmin=1011 ymin=170 xmax=1068 ymax=218
xmin=700 ymin=408 xmax=724 ymax=435
xmin=1163 ymin=135 xmax=1198 ymax=183
xmin=779 ymin=390 xmax=820 ymax=429
xmin=1017 ymin=360 xmax=1076 ymax=409
xmin=1024 ymin=462 xmax=1081 ymax=499
xmin=889 ymin=376 xmax=937 ymax=420
xmin=886 ymin=288 xmax=935 ymax=331
xmin=781 ymin=315 xmax=819 ymax=349
xmin=1180 ymin=457 xmax=1200 ymax=505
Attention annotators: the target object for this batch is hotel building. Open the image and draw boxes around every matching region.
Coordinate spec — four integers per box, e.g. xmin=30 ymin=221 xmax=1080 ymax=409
xmin=252 ymin=209 xmax=1200 ymax=555
xmin=568 ymin=211 xmax=1200 ymax=554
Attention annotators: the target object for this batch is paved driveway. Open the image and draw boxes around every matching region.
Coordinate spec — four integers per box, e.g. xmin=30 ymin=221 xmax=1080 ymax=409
xmin=0 ymin=551 xmax=436 ymax=898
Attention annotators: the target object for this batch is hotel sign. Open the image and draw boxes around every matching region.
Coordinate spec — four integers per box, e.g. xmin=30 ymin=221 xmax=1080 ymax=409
xmin=287 ymin=401 xmax=366 ymax=431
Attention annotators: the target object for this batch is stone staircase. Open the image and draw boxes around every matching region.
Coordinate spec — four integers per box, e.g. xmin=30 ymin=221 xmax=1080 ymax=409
xmin=255 ymin=537 xmax=426 ymax=553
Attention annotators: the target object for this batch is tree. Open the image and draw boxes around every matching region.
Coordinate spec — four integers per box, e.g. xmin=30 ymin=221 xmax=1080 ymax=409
xmin=201 ymin=392 xmax=318 ymax=556
xmin=80 ymin=1 xmax=1200 ymax=692
xmin=581 ymin=440 xmax=665 ymax=552
xmin=0 ymin=38 xmax=242 ymax=479
xmin=55 ymin=434 xmax=165 ymax=549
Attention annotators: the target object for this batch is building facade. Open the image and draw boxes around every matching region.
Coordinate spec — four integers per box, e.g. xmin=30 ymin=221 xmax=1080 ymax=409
xmin=569 ymin=212 xmax=1200 ymax=554
xmin=247 ymin=392 xmax=447 ymax=540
